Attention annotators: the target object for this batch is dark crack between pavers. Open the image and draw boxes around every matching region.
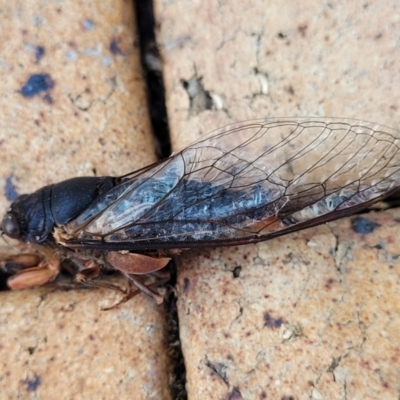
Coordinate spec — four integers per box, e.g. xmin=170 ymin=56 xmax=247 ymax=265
xmin=133 ymin=1 xmax=186 ymax=399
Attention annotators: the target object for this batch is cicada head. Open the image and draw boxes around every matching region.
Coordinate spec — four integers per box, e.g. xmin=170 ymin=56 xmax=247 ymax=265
xmin=1 ymin=190 xmax=53 ymax=244
xmin=1 ymin=209 xmax=22 ymax=239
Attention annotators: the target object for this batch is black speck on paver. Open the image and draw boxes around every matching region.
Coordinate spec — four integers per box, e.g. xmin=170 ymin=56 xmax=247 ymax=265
xmin=35 ymin=45 xmax=45 ymax=62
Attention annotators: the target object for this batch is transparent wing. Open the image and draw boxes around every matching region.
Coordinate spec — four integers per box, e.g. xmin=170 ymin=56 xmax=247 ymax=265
xmin=61 ymin=117 xmax=400 ymax=250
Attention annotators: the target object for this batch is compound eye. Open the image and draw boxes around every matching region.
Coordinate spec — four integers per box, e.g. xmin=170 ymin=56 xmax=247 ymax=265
xmin=1 ymin=213 xmax=21 ymax=239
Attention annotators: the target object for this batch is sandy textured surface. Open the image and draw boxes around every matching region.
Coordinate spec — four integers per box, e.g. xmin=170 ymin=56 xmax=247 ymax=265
xmin=156 ymin=0 xmax=400 ymax=150
xmin=155 ymin=1 xmax=400 ymax=398
xmin=2 ymin=1 xmax=400 ymax=398
xmin=176 ymin=210 xmax=400 ymax=399
xmin=0 ymin=282 xmax=170 ymax=399
xmin=0 ymin=1 xmax=171 ymax=399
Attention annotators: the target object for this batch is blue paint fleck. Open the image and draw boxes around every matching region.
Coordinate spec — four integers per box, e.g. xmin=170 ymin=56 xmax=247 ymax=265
xmin=35 ymin=45 xmax=45 ymax=62
xmin=33 ymin=15 xmax=43 ymax=27
xmin=82 ymin=19 xmax=94 ymax=30
xmin=351 ymin=216 xmax=380 ymax=234
xmin=102 ymin=56 xmax=112 ymax=67
xmin=20 ymin=74 xmax=54 ymax=97
xmin=228 ymin=387 xmax=242 ymax=400
xmin=65 ymin=50 xmax=78 ymax=61
xmin=4 ymin=176 xmax=19 ymax=201
xmin=85 ymin=48 xmax=100 ymax=57
xmin=264 ymin=312 xmax=284 ymax=329
xmin=22 ymin=374 xmax=41 ymax=392
xmin=110 ymin=39 xmax=123 ymax=55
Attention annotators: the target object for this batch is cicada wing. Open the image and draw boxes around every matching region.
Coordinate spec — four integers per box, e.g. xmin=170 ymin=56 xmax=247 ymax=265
xmin=62 ymin=118 xmax=400 ymax=250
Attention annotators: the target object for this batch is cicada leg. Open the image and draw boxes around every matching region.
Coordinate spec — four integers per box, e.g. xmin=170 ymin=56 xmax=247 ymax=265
xmin=102 ymin=272 xmax=171 ymax=310
xmin=74 ymin=260 xmax=127 ymax=294
xmin=101 ymin=281 xmax=142 ymax=310
xmin=121 ymin=273 xmax=164 ymax=304
xmin=105 ymin=251 xmax=171 ymax=304
xmin=106 ymin=251 xmax=171 ymax=275
xmin=74 ymin=256 xmax=170 ymax=309
xmin=1 ymin=253 xmax=42 ymax=274
xmin=5 ymin=247 xmax=60 ymax=290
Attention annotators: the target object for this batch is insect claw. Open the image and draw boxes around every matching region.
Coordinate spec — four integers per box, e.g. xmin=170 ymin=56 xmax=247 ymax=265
xmin=75 ymin=260 xmax=101 ymax=282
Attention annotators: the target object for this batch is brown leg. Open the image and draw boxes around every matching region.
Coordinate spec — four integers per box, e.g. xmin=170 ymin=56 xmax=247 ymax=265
xmin=105 ymin=251 xmax=171 ymax=304
xmin=74 ymin=260 xmax=127 ymax=294
xmin=6 ymin=247 xmax=60 ymax=290
xmin=101 ymin=281 xmax=141 ymax=310
xmin=106 ymin=251 xmax=171 ymax=274
xmin=101 ymin=273 xmax=171 ymax=310
xmin=1 ymin=253 xmax=42 ymax=274
xmin=122 ymin=272 xmax=164 ymax=304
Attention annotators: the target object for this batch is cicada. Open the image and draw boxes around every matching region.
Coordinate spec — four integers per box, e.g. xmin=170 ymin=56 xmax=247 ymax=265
xmin=1 ymin=117 xmax=400 ymax=305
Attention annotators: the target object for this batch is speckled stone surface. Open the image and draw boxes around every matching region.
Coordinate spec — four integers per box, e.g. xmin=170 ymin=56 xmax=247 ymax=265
xmin=0 ymin=282 xmax=170 ymax=399
xmin=0 ymin=1 xmax=154 ymax=200
xmin=176 ymin=210 xmax=400 ymax=399
xmin=155 ymin=0 xmax=400 ymax=150
xmin=154 ymin=1 xmax=400 ymax=398
xmin=0 ymin=1 xmax=171 ymax=399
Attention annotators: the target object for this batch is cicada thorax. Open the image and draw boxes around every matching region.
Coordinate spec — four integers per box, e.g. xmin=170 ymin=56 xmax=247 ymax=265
xmin=1 ymin=177 xmax=116 ymax=244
